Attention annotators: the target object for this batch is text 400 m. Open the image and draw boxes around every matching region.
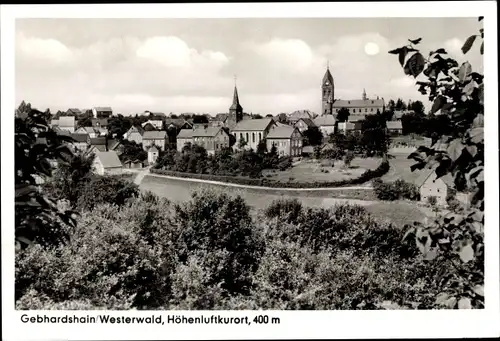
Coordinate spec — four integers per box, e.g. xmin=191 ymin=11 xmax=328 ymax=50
xmin=253 ymin=315 xmax=280 ymax=324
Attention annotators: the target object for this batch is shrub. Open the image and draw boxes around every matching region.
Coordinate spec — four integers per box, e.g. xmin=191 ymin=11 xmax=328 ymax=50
xmin=373 ymin=178 xmax=419 ymax=201
xmin=172 ymin=189 xmax=264 ymax=295
xmin=76 ymin=175 xmax=139 ymax=211
xmin=265 ymin=198 xmax=303 ymax=224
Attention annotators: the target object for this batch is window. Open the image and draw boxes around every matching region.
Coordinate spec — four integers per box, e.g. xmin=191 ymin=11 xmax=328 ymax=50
xmin=240 ymin=133 xmax=243 ymax=141
xmin=246 ymin=133 xmax=249 ymax=141
xmin=371 ymin=108 xmax=373 ymax=112
xmin=353 ymin=109 xmax=356 ymax=113
xmin=371 ymin=101 xmax=374 ymax=104
xmin=365 ymin=108 xmax=367 ymax=112
xmin=252 ymin=133 xmax=255 ymax=143
xmin=259 ymin=133 xmax=262 ymax=141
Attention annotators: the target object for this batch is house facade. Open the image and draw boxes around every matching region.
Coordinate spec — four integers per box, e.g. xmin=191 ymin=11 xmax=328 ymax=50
xmin=75 ymin=126 xmax=99 ymax=138
xmin=313 ymin=115 xmax=336 ymax=137
xmin=147 ymin=146 xmax=160 ymax=165
xmin=415 ymin=168 xmax=454 ymax=206
xmin=69 ymin=133 xmax=90 ymax=152
xmin=142 ymin=131 xmax=167 ymax=151
xmin=294 ymin=118 xmax=316 ymax=133
xmin=124 ymin=126 xmax=144 ymax=145
xmin=386 ymin=121 xmax=403 ymax=136
xmin=92 ymin=107 xmax=113 ymax=118
xmin=331 ymin=89 xmax=385 ymax=122
xmin=232 ymin=118 xmax=276 ymax=151
xmin=288 ymin=110 xmax=314 ymax=124
xmin=142 ymin=120 xmax=163 ymax=130
xmin=92 ymin=151 xmax=123 ymax=175
xmin=176 ymin=129 xmax=194 ymax=152
xmin=58 ymin=116 xmax=76 ymax=133
xmin=191 ymin=126 xmax=231 ymax=155
xmin=266 ymin=126 xmax=303 ymax=157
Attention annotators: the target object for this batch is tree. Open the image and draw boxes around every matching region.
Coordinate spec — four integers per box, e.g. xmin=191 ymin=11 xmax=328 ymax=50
xmin=238 ymin=138 xmax=248 ymax=149
xmin=391 ymin=19 xmax=485 ymax=308
xmin=395 ymin=98 xmax=407 ymax=110
xmin=257 ymin=140 xmax=267 ymax=155
xmin=302 ymin=127 xmax=323 ymax=146
xmin=336 ymin=107 xmax=350 ymax=123
xmin=15 ymin=103 xmax=79 ymax=248
xmin=344 ymin=150 xmax=355 ymax=168
xmin=408 ymin=100 xmax=425 ymax=116
xmin=387 ymin=99 xmax=396 ymax=112
xmin=192 ymin=115 xmax=209 ymax=124
xmin=361 ymin=113 xmax=390 ymax=156
xmin=253 ymin=114 xmax=263 ymax=119
xmin=265 ymin=114 xmax=273 ymax=118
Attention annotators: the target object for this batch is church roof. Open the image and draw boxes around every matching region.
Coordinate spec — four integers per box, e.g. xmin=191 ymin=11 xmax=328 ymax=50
xmin=232 ymin=118 xmax=275 ymax=132
xmin=332 ymin=98 xmax=385 ymax=108
xmin=229 ymin=86 xmax=243 ymax=111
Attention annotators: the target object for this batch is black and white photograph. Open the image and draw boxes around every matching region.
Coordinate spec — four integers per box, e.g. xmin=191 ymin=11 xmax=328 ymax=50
xmin=1 ymin=2 xmax=499 ymax=340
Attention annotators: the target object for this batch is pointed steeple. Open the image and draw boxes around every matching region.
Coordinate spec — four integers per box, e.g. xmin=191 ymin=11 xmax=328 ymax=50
xmin=362 ymin=88 xmax=367 ymax=100
xmin=230 ymin=85 xmax=242 ymax=111
xmin=322 ymin=66 xmax=334 ymax=86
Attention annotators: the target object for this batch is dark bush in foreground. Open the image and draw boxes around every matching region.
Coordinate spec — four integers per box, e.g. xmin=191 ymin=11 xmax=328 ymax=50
xmin=16 ymin=189 xmax=437 ymax=310
xmin=265 ymin=198 xmax=303 ymax=224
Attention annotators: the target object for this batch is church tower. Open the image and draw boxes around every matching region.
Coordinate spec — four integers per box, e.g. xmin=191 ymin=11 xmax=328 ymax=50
xmin=321 ymin=63 xmax=334 ymax=116
xmin=227 ymin=80 xmax=243 ymax=129
xmin=362 ymin=88 xmax=367 ymax=100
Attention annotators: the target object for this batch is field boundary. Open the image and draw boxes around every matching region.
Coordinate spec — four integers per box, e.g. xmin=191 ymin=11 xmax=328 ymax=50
xmin=150 ymin=160 xmax=389 ymax=190
xmin=145 ymin=172 xmax=374 ymax=192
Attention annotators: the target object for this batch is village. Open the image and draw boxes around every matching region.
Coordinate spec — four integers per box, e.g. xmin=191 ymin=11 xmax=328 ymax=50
xmin=32 ymin=64 xmax=473 ymax=213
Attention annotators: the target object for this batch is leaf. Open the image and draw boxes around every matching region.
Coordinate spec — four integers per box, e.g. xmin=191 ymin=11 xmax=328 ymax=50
xmin=402 ymin=227 xmax=415 ymax=242
xmin=461 ymin=35 xmax=477 ymax=54
xmin=458 ymin=62 xmax=472 ymax=83
xmin=410 ymin=162 xmax=426 ymax=172
xmin=447 ymin=139 xmax=464 ymax=162
xmin=480 ymin=41 xmax=484 ymax=55
xmin=398 ymin=46 xmax=408 ymax=66
xmin=478 ymin=16 xmax=483 ymax=21
xmin=459 ymin=244 xmax=474 ymax=263
xmin=388 ymin=47 xmax=403 ymax=55
xmin=478 ymin=83 xmax=484 ymax=105
xmin=465 ymin=145 xmax=478 ymax=157
xmin=15 ymin=184 xmax=37 ymax=198
xmin=409 ymin=38 xmax=422 ymax=45
xmin=406 ymin=52 xmax=426 ymax=78
xmin=435 ymin=292 xmax=449 ymax=305
xmin=472 ymin=284 xmax=484 ymax=297
xmin=445 ymin=296 xmax=457 ymax=309
xmin=424 ymin=248 xmax=438 ymax=261
xmin=458 ymin=297 xmax=472 ymax=309
xmin=463 ymin=80 xmax=476 ymax=96
xmin=434 ymin=48 xmax=447 ymax=54
xmin=469 ymin=127 xmax=484 ymax=144
xmin=430 ymin=95 xmax=446 ymax=114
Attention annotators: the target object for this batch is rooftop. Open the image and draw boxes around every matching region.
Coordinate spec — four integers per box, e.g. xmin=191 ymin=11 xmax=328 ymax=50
xmin=332 ymin=98 xmax=385 ymax=108
xmin=177 ymin=129 xmax=194 ymax=138
xmin=232 ymin=118 xmax=274 ymax=132
xmin=143 ymin=131 xmax=167 ymax=139
xmin=96 ymin=151 xmax=122 ymax=168
xmin=314 ymin=115 xmax=336 ymax=126
xmin=267 ymin=125 xmax=297 ymax=139
xmin=59 ymin=116 xmax=75 ymax=127
xmin=192 ymin=126 xmax=224 ymax=138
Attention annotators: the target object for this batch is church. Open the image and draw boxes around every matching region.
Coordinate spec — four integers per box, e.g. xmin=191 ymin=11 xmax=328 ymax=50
xmin=321 ymin=65 xmax=385 ymax=122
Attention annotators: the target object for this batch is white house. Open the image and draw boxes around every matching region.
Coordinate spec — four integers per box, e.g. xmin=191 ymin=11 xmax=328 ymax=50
xmin=58 ymin=116 xmax=76 ymax=133
xmin=123 ymin=126 xmax=144 ymax=145
xmin=232 ymin=118 xmax=276 ymax=151
xmin=313 ymin=115 xmax=336 ymax=137
xmin=176 ymin=129 xmax=194 ymax=152
xmin=266 ymin=125 xmax=303 ymax=157
xmin=147 ymin=145 xmax=160 ymax=165
xmin=69 ymin=133 xmax=90 ymax=152
xmin=92 ymin=151 xmax=123 ymax=175
xmin=414 ymin=168 xmax=454 ymax=206
xmin=142 ymin=131 xmax=167 ymax=151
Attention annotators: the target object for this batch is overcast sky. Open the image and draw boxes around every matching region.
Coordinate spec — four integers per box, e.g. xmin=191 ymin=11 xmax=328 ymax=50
xmin=15 ymin=18 xmax=483 ymax=116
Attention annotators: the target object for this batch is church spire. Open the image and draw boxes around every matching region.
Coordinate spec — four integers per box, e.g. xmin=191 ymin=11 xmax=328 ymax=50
xmin=362 ymin=88 xmax=367 ymax=100
xmin=229 ymin=75 xmax=243 ymax=111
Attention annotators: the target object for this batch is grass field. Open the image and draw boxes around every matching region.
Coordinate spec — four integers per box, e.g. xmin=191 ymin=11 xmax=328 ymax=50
xmin=262 ymin=157 xmax=381 ymax=183
xmin=140 ymin=174 xmax=428 ymax=226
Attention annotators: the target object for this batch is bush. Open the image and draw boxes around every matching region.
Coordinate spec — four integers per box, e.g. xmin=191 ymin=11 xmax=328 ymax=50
xmin=265 ymin=198 xmax=303 ymax=224
xmin=373 ymin=178 xmax=419 ymax=201
xmin=171 ymin=189 xmax=264 ymax=295
xmin=76 ymin=175 xmax=139 ymax=211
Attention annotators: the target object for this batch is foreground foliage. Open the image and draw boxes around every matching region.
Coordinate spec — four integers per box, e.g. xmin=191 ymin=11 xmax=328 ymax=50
xmin=17 ymin=191 xmax=443 ymax=310
xmin=389 ymin=18 xmax=484 ymax=308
